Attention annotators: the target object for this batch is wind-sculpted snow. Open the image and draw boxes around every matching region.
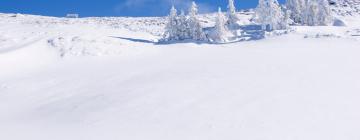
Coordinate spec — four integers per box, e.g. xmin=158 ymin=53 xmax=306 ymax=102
xmin=1 ymin=11 xmax=360 ymax=140
xmin=332 ymin=0 xmax=360 ymax=16
xmin=0 ymin=13 xmax=164 ymax=57
xmin=47 ymin=36 xmax=124 ymax=57
xmin=0 ymin=13 xmax=167 ymax=36
xmin=347 ymin=28 xmax=360 ymax=37
xmin=1 ymin=11 xmax=360 ymax=56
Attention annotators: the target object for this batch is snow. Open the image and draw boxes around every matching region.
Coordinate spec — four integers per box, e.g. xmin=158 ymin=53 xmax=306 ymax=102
xmin=333 ymin=18 xmax=347 ymax=26
xmin=1 ymin=9 xmax=360 ymax=140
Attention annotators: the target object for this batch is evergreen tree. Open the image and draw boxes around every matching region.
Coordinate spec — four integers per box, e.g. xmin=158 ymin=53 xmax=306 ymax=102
xmin=170 ymin=5 xmax=177 ymax=18
xmin=283 ymin=10 xmax=294 ymax=28
xmin=255 ymin=0 xmax=268 ymax=30
xmin=178 ymin=10 xmax=190 ymax=40
xmin=306 ymin=0 xmax=333 ymax=26
xmin=163 ymin=6 xmax=179 ymax=41
xmin=188 ymin=1 xmax=206 ymax=41
xmin=189 ymin=1 xmax=198 ymax=18
xmin=228 ymin=0 xmax=236 ymax=14
xmin=211 ymin=7 xmax=231 ymax=43
xmin=286 ymin=0 xmax=306 ymax=24
xmin=163 ymin=3 xmax=206 ymax=42
xmin=305 ymin=0 xmax=319 ymax=26
xmin=269 ymin=0 xmax=285 ymax=30
xmin=255 ymin=0 xmax=286 ymax=30
xmin=317 ymin=0 xmax=332 ymax=25
xmin=227 ymin=0 xmax=240 ymax=28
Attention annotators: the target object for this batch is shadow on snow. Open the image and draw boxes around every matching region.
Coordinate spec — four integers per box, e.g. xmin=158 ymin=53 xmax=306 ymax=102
xmin=110 ymin=25 xmax=267 ymax=45
xmin=109 ymin=36 xmax=156 ymax=44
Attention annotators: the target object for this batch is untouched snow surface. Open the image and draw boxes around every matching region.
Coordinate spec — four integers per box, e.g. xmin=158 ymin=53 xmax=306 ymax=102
xmin=1 ymin=12 xmax=360 ymax=140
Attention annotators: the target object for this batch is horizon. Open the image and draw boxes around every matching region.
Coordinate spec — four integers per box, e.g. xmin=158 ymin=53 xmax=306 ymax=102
xmin=0 ymin=0 xmax=285 ymax=17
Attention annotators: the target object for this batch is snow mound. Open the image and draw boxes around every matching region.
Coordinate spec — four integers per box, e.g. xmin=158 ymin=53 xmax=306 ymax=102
xmin=1 ymin=10 xmax=360 ymax=140
xmin=346 ymin=28 xmax=360 ymax=40
xmin=333 ymin=18 xmax=347 ymax=26
xmin=208 ymin=29 xmax=236 ymax=43
xmin=47 ymin=36 xmax=124 ymax=57
xmin=304 ymin=33 xmax=342 ymax=38
xmin=0 ymin=35 xmax=13 ymax=48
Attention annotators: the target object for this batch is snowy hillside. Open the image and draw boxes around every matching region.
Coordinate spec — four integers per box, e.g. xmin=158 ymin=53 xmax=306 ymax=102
xmin=332 ymin=0 xmax=360 ymax=16
xmin=1 ymin=3 xmax=360 ymax=140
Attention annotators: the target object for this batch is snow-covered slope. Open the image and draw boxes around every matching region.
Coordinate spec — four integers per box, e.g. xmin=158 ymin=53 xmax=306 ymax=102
xmin=1 ymin=10 xmax=360 ymax=140
xmin=332 ymin=0 xmax=360 ymax=16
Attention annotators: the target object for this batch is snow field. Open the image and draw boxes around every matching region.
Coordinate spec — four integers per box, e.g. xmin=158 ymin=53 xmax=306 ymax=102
xmin=0 ymin=9 xmax=360 ymax=140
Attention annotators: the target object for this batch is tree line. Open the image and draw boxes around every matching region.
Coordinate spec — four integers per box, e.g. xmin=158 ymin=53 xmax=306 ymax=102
xmin=162 ymin=0 xmax=333 ymax=43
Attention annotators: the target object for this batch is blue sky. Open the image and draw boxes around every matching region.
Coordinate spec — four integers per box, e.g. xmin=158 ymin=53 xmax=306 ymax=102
xmin=0 ymin=0 xmax=285 ymax=17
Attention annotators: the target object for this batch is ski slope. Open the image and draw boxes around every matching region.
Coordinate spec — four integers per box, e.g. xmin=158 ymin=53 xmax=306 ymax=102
xmin=1 ymin=11 xmax=360 ymax=140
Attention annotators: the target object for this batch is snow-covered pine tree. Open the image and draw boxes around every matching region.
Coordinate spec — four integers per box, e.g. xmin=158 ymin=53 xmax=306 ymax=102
xmin=163 ymin=3 xmax=207 ymax=42
xmin=286 ymin=0 xmax=306 ymax=24
xmin=163 ymin=6 xmax=179 ymax=41
xmin=305 ymin=0 xmax=319 ymax=26
xmin=178 ymin=10 xmax=191 ymax=40
xmin=269 ymin=0 xmax=286 ymax=30
xmin=228 ymin=0 xmax=236 ymax=14
xmin=255 ymin=0 xmax=269 ymax=30
xmin=301 ymin=0 xmax=333 ymax=26
xmin=317 ymin=0 xmax=333 ymax=25
xmin=211 ymin=7 xmax=231 ymax=43
xmin=188 ymin=1 xmax=206 ymax=41
xmin=227 ymin=0 xmax=240 ymax=28
xmin=189 ymin=1 xmax=198 ymax=18
xmin=282 ymin=10 xmax=294 ymax=28
xmin=255 ymin=0 xmax=286 ymax=30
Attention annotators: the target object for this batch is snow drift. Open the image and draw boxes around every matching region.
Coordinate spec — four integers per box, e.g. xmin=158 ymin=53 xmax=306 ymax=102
xmin=1 ymin=3 xmax=360 ymax=139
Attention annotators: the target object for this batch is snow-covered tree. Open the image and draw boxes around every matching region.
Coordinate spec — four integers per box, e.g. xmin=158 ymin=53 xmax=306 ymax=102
xmin=228 ymin=0 xmax=236 ymax=14
xmin=210 ymin=7 xmax=232 ymax=43
xmin=287 ymin=0 xmax=332 ymax=26
xmin=283 ymin=10 xmax=294 ymax=28
xmin=188 ymin=1 xmax=206 ymax=41
xmin=163 ymin=4 xmax=206 ymax=42
xmin=255 ymin=0 xmax=269 ymax=30
xmin=305 ymin=0 xmax=320 ymax=26
xmin=286 ymin=0 xmax=306 ymax=24
xmin=227 ymin=0 xmax=240 ymax=28
xmin=177 ymin=10 xmax=191 ymax=40
xmin=189 ymin=1 xmax=198 ymax=18
xmin=269 ymin=0 xmax=286 ymax=30
xmin=170 ymin=6 xmax=177 ymax=18
xmin=317 ymin=0 xmax=333 ymax=25
xmin=255 ymin=0 xmax=286 ymax=30
xmin=163 ymin=6 xmax=179 ymax=41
